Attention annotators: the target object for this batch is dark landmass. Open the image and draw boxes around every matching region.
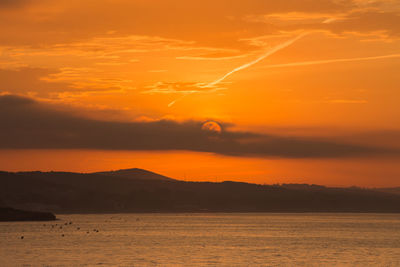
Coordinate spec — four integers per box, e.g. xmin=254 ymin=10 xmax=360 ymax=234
xmin=0 ymin=207 xmax=56 ymax=221
xmin=94 ymin=168 xmax=176 ymax=181
xmin=1 ymin=168 xmax=400 ymax=213
xmin=375 ymin=187 xmax=400 ymax=195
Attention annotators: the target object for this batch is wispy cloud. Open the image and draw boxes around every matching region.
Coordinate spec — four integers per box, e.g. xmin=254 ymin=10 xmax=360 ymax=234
xmin=142 ymin=81 xmax=227 ymax=108
xmin=258 ymin=53 xmax=400 ymax=69
xmin=143 ymin=81 xmax=225 ymax=95
xmin=41 ymin=67 xmax=136 ymax=92
xmin=148 ymin=70 xmax=168 ymax=73
xmin=202 ymin=33 xmax=308 ymax=89
xmin=245 ymin=12 xmax=346 ymax=25
xmin=0 ymin=33 xmax=245 ymax=96
xmin=329 ymin=99 xmax=368 ymax=104
xmin=168 ymin=33 xmax=308 ymax=107
xmin=176 ymin=54 xmax=249 ymax=61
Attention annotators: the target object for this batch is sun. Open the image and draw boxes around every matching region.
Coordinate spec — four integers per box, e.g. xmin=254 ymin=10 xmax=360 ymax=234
xmin=201 ymin=121 xmax=222 ymax=133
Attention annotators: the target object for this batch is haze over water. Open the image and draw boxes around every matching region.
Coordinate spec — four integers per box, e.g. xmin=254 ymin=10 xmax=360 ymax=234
xmin=2 ymin=213 xmax=400 ymax=266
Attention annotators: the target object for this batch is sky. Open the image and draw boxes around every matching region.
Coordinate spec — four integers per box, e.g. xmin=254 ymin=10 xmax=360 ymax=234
xmin=0 ymin=0 xmax=399 ymax=187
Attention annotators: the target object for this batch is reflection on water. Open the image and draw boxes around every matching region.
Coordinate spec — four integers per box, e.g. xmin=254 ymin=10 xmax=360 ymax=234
xmin=1 ymin=213 xmax=400 ymax=266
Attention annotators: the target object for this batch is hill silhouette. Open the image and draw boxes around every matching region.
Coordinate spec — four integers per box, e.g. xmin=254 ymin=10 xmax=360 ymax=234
xmin=94 ymin=168 xmax=175 ymax=181
xmin=1 ymin=169 xmax=400 ymax=213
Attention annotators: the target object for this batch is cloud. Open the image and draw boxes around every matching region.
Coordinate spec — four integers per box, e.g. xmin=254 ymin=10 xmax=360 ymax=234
xmin=168 ymin=33 xmax=308 ymax=107
xmin=269 ymin=10 xmax=400 ymax=40
xmin=245 ymin=12 xmax=343 ymax=26
xmin=176 ymin=51 xmax=249 ymax=61
xmin=0 ymin=67 xmax=135 ymax=96
xmin=0 ymin=67 xmax=71 ymax=94
xmin=0 ymin=0 xmax=353 ymax=47
xmin=328 ymin=99 xmax=368 ymax=104
xmin=0 ymin=34 xmax=241 ymax=95
xmin=0 ymin=35 xmax=201 ymax=65
xmin=176 ymin=55 xmax=248 ymax=61
xmin=148 ymin=70 xmax=167 ymax=73
xmin=0 ymin=0 xmax=30 ymax=8
xmin=258 ymin=53 xmax=400 ymax=69
xmin=143 ymin=81 xmax=227 ymax=107
xmin=0 ymin=94 xmax=397 ymax=158
xmin=243 ymin=3 xmax=400 ymax=40
xmin=143 ymin=82 xmax=225 ymax=95
xmin=323 ymin=10 xmax=400 ymax=38
xmin=143 ymin=81 xmax=226 ymax=107
xmin=41 ymin=67 xmax=136 ymax=92
xmin=203 ymin=33 xmax=308 ymax=89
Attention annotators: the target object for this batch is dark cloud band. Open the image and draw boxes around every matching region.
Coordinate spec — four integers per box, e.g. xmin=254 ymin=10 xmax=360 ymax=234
xmin=0 ymin=94 xmax=397 ymax=158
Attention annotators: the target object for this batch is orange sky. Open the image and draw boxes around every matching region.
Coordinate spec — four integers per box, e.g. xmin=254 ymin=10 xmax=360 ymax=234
xmin=0 ymin=0 xmax=399 ymax=186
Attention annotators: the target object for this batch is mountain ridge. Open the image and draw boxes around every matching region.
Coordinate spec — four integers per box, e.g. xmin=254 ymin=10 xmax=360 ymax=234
xmin=1 ymin=168 xmax=400 ymax=213
xmin=93 ymin=168 xmax=175 ymax=181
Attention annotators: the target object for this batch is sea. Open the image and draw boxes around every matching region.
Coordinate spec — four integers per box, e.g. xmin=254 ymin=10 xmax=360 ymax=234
xmin=1 ymin=213 xmax=400 ymax=266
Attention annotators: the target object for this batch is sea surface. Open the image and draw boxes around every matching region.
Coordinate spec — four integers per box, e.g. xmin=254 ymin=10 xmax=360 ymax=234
xmin=1 ymin=213 xmax=400 ymax=266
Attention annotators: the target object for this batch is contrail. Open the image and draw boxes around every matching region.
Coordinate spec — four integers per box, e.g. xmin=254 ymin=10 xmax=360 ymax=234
xmin=258 ymin=53 xmax=400 ymax=69
xmin=202 ymin=32 xmax=308 ymax=88
xmin=168 ymin=94 xmax=188 ymax=108
xmin=168 ymin=32 xmax=308 ymax=107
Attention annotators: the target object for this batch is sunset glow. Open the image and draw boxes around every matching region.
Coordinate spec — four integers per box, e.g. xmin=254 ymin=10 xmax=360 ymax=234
xmin=1 ymin=0 xmax=400 ymax=186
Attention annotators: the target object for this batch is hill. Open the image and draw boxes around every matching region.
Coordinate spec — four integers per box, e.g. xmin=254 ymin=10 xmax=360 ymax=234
xmin=1 ymin=170 xmax=400 ymax=213
xmin=94 ymin=168 xmax=175 ymax=181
